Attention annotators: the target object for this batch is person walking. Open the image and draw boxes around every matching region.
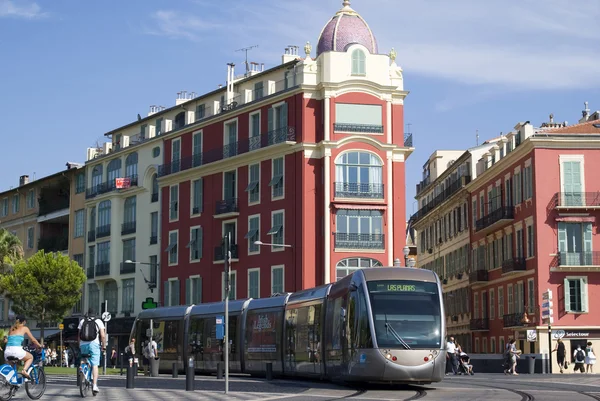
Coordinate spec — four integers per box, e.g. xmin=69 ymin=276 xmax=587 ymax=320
xmin=585 ymin=341 xmax=596 ymax=373
xmin=573 ymin=345 xmax=586 ymax=373
xmin=110 ymin=347 xmax=117 ymax=369
xmin=446 ymin=337 xmax=458 ymax=375
xmin=552 ymin=338 xmax=566 ymax=373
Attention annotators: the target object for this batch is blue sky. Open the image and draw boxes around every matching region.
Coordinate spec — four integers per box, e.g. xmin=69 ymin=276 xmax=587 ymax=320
xmin=1 ymin=0 xmax=599 ymax=218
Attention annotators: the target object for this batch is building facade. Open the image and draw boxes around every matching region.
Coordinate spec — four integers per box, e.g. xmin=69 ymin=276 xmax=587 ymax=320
xmin=156 ymin=1 xmax=413 ymax=305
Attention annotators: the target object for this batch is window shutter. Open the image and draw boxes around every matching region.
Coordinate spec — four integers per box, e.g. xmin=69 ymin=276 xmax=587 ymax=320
xmin=584 ymin=223 xmax=593 ymax=255
xmin=164 ymin=281 xmax=170 ymax=307
xmin=268 ymin=107 xmax=274 ymax=133
xmin=558 ymin=223 xmax=567 ymax=259
xmin=564 ymin=278 xmax=571 ymax=313
xmin=582 ymin=278 xmax=589 ymax=312
xmin=172 ymin=279 xmax=180 ymax=306
xmin=281 ymin=102 xmax=288 ymax=129
xmin=185 ymin=278 xmax=191 ymax=305
xmin=198 ymin=227 xmax=203 ymax=259
xmin=195 ymin=277 xmax=202 ymax=304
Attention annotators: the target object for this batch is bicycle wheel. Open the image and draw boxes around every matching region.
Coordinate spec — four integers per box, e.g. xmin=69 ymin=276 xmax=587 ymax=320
xmin=0 ymin=375 xmax=14 ymax=401
xmin=79 ymin=368 xmax=90 ymax=398
xmin=24 ymin=367 xmax=46 ymax=400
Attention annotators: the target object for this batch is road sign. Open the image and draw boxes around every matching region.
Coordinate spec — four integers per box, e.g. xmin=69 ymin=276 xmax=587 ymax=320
xmin=58 ymin=323 xmax=64 ymax=330
xmin=527 ymin=330 xmax=537 ymax=342
xmin=542 ymin=290 xmax=553 ymax=301
xmin=102 ymin=312 xmax=112 ymax=322
xmin=542 ymin=301 xmax=553 ymax=309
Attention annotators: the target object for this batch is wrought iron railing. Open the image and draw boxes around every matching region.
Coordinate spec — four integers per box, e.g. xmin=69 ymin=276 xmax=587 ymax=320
xmin=412 ymin=175 xmax=471 ymax=221
xmin=469 ymin=269 xmax=488 ymax=283
xmin=121 ymin=221 xmax=136 ymax=235
xmin=214 ymin=244 xmax=239 ymax=262
xmin=38 ymin=197 xmax=69 ymax=216
xmin=333 ymin=123 xmax=384 ymax=133
xmin=469 ymin=318 xmax=489 ymax=331
xmin=215 ymin=198 xmax=238 ymax=215
xmin=96 ymin=225 xmax=111 ymax=239
xmin=95 ymin=262 xmax=110 ymax=277
xmin=37 ymin=236 xmax=68 ymax=253
xmin=87 ymin=230 xmax=96 ymax=243
xmin=334 ymin=182 xmax=384 ymax=199
xmin=558 ymin=251 xmax=600 ymax=266
xmin=120 ymin=262 xmax=136 ymax=274
xmin=334 ymin=233 xmax=385 ymax=249
xmin=85 ymin=175 xmax=139 ymax=199
xmin=150 ymin=235 xmax=157 ymax=245
xmin=556 ymin=192 xmax=600 ymax=208
xmin=475 ymin=206 xmax=514 ymax=232
xmin=86 ymin=265 xmax=95 ymax=279
xmin=503 ymin=311 xmax=528 ymax=328
xmin=502 ymin=257 xmax=526 ymax=274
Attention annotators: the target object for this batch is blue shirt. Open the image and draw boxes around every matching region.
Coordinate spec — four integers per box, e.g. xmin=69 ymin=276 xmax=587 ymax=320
xmin=6 ymin=335 xmax=24 ymax=347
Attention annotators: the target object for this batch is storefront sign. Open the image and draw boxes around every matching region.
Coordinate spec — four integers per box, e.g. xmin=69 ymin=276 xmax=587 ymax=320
xmin=527 ymin=330 xmax=537 ymax=342
xmin=552 ymin=329 xmax=600 ymax=340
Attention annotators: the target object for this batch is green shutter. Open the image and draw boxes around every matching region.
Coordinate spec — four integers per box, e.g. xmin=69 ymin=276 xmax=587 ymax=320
xmin=164 ymin=281 xmax=170 ymax=307
xmin=268 ymin=107 xmax=274 ymax=133
xmin=195 ymin=277 xmax=202 ymax=304
xmin=185 ymin=279 xmax=191 ymax=305
xmin=198 ymin=227 xmax=203 ymax=259
xmin=280 ymin=102 xmax=288 ymax=129
xmin=173 ymin=279 xmax=180 ymax=306
xmin=564 ymin=278 xmax=571 ymax=312
xmin=581 ymin=278 xmax=588 ymax=312
xmin=558 ymin=222 xmax=567 ymax=255
xmin=584 ymin=223 xmax=592 ymax=265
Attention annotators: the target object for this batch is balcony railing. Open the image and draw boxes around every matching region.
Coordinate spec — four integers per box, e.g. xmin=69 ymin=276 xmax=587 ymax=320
xmin=412 ymin=175 xmax=472 ymax=222
xmin=502 ymin=257 xmax=526 ymax=274
xmin=87 ymin=230 xmax=96 ymax=243
xmin=334 ymin=233 xmax=385 ymax=250
xmin=120 ymin=262 xmax=136 ymax=274
xmin=151 ymin=193 xmax=159 ymax=203
xmin=150 ymin=235 xmax=157 ymax=245
xmin=556 ymin=192 xmax=600 ymax=208
xmin=469 ymin=318 xmax=489 ymax=331
xmin=214 ymin=244 xmax=239 ymax=262
xmin=96 ymin=225 xmax=111 ymax=239
xmin=85 ymin=175 xmax=139 ymax=199
xmin=558 ymin=251 xmax=600 ymax=267
xmin=158 ymin=126 xmax=296 ymax=177
xmin=503 ymin=311 xmax=527 ymax=328
xmin=38 ymin=197 xmax=69 ymax=216
xmin=86 ymin=265 xmax=94 ymax=279
xmin=38 ymin=236 xmax=68 ymax=253
xmin=215 ymin=198 xmax=238 ymax=215
xmin=475 ymin=206 xmax=514 ymax=232
xmin=333 ymin=123 xmax=384 ymax=133
xmin=121 ymin=221 xmax=136 ymax=235
xmin=469 ymin=269 xmax=488 ymax=283
xmin=416 ymin=176 xmax=431 ymax=196
xmin=95 ymin=262 xmax=110 ymax=277
xmin=334 ymin=182 xmax=384 ymax=199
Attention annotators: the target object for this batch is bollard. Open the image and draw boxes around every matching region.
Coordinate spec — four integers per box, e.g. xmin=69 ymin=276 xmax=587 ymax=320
xmin=172 ymin=362 xmax=178 ymax=378
xmin=528 ymin=356 xmax=536 ymax=374
xmin=186 ymin=357 xmax=194 ymax=391
xmin=76 ymin=367 xmax=81 ymax=387
xmin=266 ymin=362 xmax=273 ymax=381
xmin=217 ymin=362 xmax=223 ymax=379
xmin=120 ymin=353 xmax=124 ymax=376
xmin=126 ymin=365 xmax=135 ymax=389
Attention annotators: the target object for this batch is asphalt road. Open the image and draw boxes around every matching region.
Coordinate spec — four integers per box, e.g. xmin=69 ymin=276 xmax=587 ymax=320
xmin=13 ymin=372 xmax=600 ymax=400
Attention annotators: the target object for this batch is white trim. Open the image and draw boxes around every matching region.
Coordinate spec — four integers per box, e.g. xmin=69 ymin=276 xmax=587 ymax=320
xmin=559 ymin=154 xmax=586 ymax=197
xmin=190 ymin=177 xmax=203 ymax=217
xmin=223 ymin=116 xmax=239 ymax=148
xmin=564 ymin=275 xmax=589 ymax=313
xmin=271 ymin=156 xmax=285 ymax=201
xmin=248 ymin=162 xmax=261 ymax=206
xmin=271 ymin=100 xmax=286 ymax=109
xmin=270 ymin=209 xmax=285 ymax=252
xmin=189 ymin=225 xmax=202 ymax=263
xmin=249 ymin=110 xmax=261 ymax=138
xmin=386 ymin=101 xmax=392 ymax=143
xmin=222 ymin=168 xmax=238 ymax=201
xmin=524 ymin=158 xmax=532 ymax=168
xmin=386 ymin=153 xmax=393 ymax=265
xmin=247 ymin=268 xmax=260 ymax=299
xmin=221 ymin=218 xmax=238 ymax=246
xmin=168 ymin=229 xmax=179 ymax=266
xmin=271 ymin=264 xmax=285 ymax=295
xmin=247 ymin=214 xmax=261 ymax=256
xmin=169 ymin=184 xmax=179 ymax=222
xmin=324 ymin=97 xmax=331 ymax=141
xmin=171 ymin=137 xmax=181 ymax=168
xmin=324 ymin=153 xmax=331 ymax=284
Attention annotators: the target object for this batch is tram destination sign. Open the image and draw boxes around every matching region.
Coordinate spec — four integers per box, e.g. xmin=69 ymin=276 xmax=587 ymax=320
xmin=368 ymin=281 xmax=437 ymax=293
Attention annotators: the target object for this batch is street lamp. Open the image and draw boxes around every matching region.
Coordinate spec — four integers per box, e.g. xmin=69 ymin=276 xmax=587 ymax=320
xmin=407 ymin=257 xmax=416 ymax=268
xmin=125 ymin=260 xmax=159 ymax=292
xmin=403 ymin=246 xmax=410 ymax=267
xmin=254 ymin=240 xmax=293 ymax=248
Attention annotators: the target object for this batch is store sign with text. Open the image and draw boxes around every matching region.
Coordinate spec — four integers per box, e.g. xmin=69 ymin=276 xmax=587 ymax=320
xmin=552 ymin=329 xmax=600 ymax=340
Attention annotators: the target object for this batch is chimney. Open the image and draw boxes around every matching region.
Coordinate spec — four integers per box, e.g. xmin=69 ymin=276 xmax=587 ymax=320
xmin=19 ymin=175 xmax=29 ymax=186
xmin=226 ymin=63 xmax=235 ymax=107
xmin=580 ymin=101 xmax=591 ymax=123
xmin=282 ymin=45 xmax=300 ymax=64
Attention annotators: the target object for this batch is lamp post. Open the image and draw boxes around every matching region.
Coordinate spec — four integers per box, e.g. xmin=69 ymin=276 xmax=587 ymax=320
xmin=407 ymin=258 xmax=416 ymax=268
xmin=403 ymin=246 xmax=410 ymax=267
xmin=254 ymin=240 xmax=294 ymax=291
xmin=125 ymin=260 xmax=159 ymax=292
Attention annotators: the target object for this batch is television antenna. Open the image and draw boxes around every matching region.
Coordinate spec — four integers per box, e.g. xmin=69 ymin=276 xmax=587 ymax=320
xmin=236 ymin=45 xmax=258 ymax=75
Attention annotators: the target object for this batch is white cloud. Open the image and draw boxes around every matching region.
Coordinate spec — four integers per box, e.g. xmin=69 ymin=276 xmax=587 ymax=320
xmin=143 ymin=10 xmax=223 ymax=41
xmin=0 ymin=0 xmax=45 ymax=19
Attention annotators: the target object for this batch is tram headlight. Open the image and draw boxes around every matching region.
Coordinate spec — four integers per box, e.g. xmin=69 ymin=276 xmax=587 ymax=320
xmin=385 ymin=353 xmax=392 ymax=359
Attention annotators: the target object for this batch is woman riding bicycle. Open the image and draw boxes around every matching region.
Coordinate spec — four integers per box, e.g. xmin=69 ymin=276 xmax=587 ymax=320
xmin=3 ymin=315 xmax=42 ymax=380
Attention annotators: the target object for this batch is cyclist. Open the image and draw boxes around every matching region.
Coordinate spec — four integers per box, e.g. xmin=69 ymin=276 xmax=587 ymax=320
xmin=3 ymin=314 xmax=42 ymax=380
xmin=78 ymin=308 xmax=106 ymax=395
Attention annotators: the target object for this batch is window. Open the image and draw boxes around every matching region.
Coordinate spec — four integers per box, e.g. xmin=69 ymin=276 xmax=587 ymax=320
xmin=155 ymin=118 xmax=163 ymax=136
xmin=164 ymin=279 xmax=181 ymax=307
xmin=248 ymin=269 xmax=260 ymax=298
xmin=224 ymin=120 xmax=238 ymax=158
xmin=561 ymin=160 xmax=583 ymax=206
xmin=170 ymin=185 xmax=179 ymax=221
xmin=472 ymin=199 xmax=477 ymax=228
xmin=516 ymin=282 xmax=524 ymax=313
xmin=249 ymin=113 xmax=260 ymax=151
xmin=507 ymin=284 xmax=513 ymax=314
xmin=75 ymin=173 xmax=85 ymax=194
xmin=27 ymin=189 xmax=35 ymax=209
xmin=12 ymin=194 xmax=19 ymax=214
xmin=188 ymin=226 xmax=203 ymax=261
xmin=336 ymin=257 xmax=382 ymax=281
xmin=268 ymin=210 xmax=285 ymax=250
xmin=186 ymin=276 xmax=202 ymax=305
xmin=558 ymin=222 xmax=592 ymax=266
xmin=91 ymin=165 xmax=103 ymax=188
xmin=125 ymin=152 xmax=138 ymax=178
xmin=513 ymin=171 xmax=522 ymax=204
xmin=222 ymin=271 xmax=237 ymax=300
xmin=123 ymin=238 xmax=136 ymax=263
xmin=74 ymin=209 xmax=84 ymax=238
xmin=166 ymin=231 xmax=178 ymax=265
xmin=223 ymin=170 xmax=237 ymax=202
xmin=351 ymin=49 xmax=366 ymax=75
xmin=523 ymin=165 xmax=533 ymax=200
xmin=270 ymin=157 xmax=284 ymax=199
xmin=498 ymin=286 xmax=504 ymax=318
xmin=564 ymin=277 xmax=588 ymax=313
xmin=527 ymin=224 xmax=534 ymax=258
xmin=107 ymin=159 xmax=121 ymax=187
xmin=88 ymin=283 xmax=99 ymax=315
xmin=27 ymin=226 xmax=34 ymax=249
xmin=482 ymin=338 xmax=488 ymax=354
xmin=151 ymin=174 xmax=159 ymax=202
xmin=104 ymin=281 xmax=118 ymax=314
xmin=246 ymin=215 xmax=260 ymax=254
xmin=271 ymin=265 xmax=284 ymax=295
xmin=192 ymin=131 xmax=202 ymax=167
xmin=473 ymin=292 xmax=479 ymax=319
xmin=505 ymin=177 xmax=512 ymax=207
xmin=491 ymin=338 xmax=496 ymax=354
xmin=123 ymin=196 xmax=136 ymax=233
xmin=171 ymin=138 xmax=181 ymax=173
xmin=195 ymin=104 xmax=205 ymax=121
xmin=150 ymin=212 xmax=158 ymax=244
xmin=268 ymin=102 xmax=288 ymax=135
xmin=73 ymin=254 xmax=84 ymax=269
xmin=122 ymin=279 xmax=135 ymax=313
xmin=88 ymin=246 xmax=95 ymax=272
xmin=334 ymin=104 xmax=382 ymax=131
xmin=174 ymin=111 xmax=186 ymax=130
xmin=1 ymin=198 xmax=8 ymax=217
xmin=479 ymin=194 xmax=484 ymax=218
xmin=247 ymin=164 xmax=260 ymax=204
xmin=490 ymin=289 xmax=495 ymax=320
xmin=527 ymin=279 xmax=535 ymax=314
xmin=335 ymin=209 xmax=383 ymax=249
xmin=149 ymin=255 xmax=158 ymax=285
xmin=515 ymin=228 xmax=523 ymax=258
xmin=98 ymin=200 xmax=111 ymax=230
xmin=254 ymin=81 xmax=264 ymax=100
xmin=152 ymin=147 xmax=160 ymax=158
xmin=191 ymin=179 xmax=203 ymax=214
xmin=335 ymin=151 xmax=383 ymax=198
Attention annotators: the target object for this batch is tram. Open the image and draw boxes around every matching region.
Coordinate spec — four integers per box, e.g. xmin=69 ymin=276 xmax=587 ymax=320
xmin=130 ymin=267 xmax=446 ymax=384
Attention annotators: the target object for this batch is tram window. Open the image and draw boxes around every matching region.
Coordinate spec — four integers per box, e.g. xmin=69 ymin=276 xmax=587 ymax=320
xmin=188 ymin=318 xmax=204 ymax=355
xmin=357 ymin=285 xmax=372 ymax=348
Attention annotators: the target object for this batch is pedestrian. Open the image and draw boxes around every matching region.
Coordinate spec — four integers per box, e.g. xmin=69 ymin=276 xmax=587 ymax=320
xmin=110 ymin=347 xmax=117 ymax=369
xmin=125 ymin=338 xmax=137 ymax=368
xmin=446 ymin=336 xmax=458 ymax=375
xmin=552 ymin=338 xmax=566 ymax=373
xmin=573 ymin=345 xmax=586 ymax=373
xmin=585 ymin=342 xmax=596 ymax=373
xmin=504 ymin=338 xmax=519 ymax=375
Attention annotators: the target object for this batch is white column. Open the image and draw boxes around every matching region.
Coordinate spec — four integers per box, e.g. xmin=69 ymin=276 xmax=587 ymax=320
xmin=386 ymin=101 xmax=392 ymax=144
xmin=324 ymin=97 xmax=331 ymax=141
xmin=387 ymin=154 xmax=394 ymax=266
xmin=324 ymin=151 xmax=331 ymax=284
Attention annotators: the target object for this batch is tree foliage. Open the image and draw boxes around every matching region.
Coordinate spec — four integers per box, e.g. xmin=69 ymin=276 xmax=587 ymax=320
xmin=0 ymin=250 xmax=87 ymax=343
xmin=0 ymin=229 xmax=23 ymax=273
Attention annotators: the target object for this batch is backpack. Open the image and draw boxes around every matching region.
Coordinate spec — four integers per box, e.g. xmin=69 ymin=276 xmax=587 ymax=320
xmin=79 ymin=316 xmax=99 ymax=342
xmin=145 ymin=342 xmax=154 ymax=359
xmin=576 ymin=349 xmax=585 ymax=362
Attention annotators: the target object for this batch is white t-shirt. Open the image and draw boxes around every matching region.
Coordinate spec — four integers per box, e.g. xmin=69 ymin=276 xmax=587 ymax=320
xmin=147 ymin=340 xmax=158 ymax=358
xmin=78 ymin=317 xmax=106 ymax=345
xmin=447 ymin=341 xmax=457 ymax=354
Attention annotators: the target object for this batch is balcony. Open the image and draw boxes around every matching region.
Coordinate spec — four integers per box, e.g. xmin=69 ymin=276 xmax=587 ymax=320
xmin=38 ymin=197 xmax=69 ymax=216
xmin=120 ymin=261 xmax=136 ymax=274
xmin=502 ymin=257 xmax=526 ymax=274
xmin=214 ymin=244 xmax=239 ymax=262
xmin=151 ymin=193 xmax=159 ymax=203
xmin=215 ymin=198 xmax=238 ymax=216
xmin=557 ymin=251 xmax=600 ymax=267
xmin=158 ymin=126 xmax=296 ymax=177
xmin=469 ymin=269 xmax=488 ymax=284
xmin=503 ymin=311 xmax=528 ymax=328
xmin=192 ymin=206 xmax=202 ymax=214
xmin=96 ymin=225 xmax=111 ymax=239
xmin=87 ymin=230 xmax=96 ymax=243
xmin=85 ymin=175 xmax=139 ymax=200
xmin=95 ymin=262 xmax=110 ymax=277
xmin=555 ymin=192 xmax=600 ymax=209
xmin=86 ymin=265 xmax=94 ymax=279
xmin=334 ymin=233 xmax=385 ymax=250
xmin=333 ymin=123 xmax=384 ymax=134
xmin=416 ymin=176 xmax=431 ymax=196
xmin=38 ymin=236 xmax=68 ymax=253
xmin=121 ymin=221 xmax=136 ymax=235
xmin=469 ymin=318 xmax=489 ymax=331
xmin=334 ymin=182 xmax=384 ymax=199
xmin=475 ymin=206 xmax=514 ymax=233
xmin=150 ymin=235 xmax=157 ymax=245
xmin=412 ymin=175 xmax=471 ymax=222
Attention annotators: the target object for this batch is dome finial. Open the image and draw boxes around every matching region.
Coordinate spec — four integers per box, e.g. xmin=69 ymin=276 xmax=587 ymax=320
xmin=342 ymin=0 xmax=351 ymax=7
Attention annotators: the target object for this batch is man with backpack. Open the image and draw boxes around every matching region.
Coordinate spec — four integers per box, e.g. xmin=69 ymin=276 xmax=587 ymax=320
xmin=573 ymin=345 xmax=586 ymax=373
xmin=78 ymin=308 xmax=106 ymax=395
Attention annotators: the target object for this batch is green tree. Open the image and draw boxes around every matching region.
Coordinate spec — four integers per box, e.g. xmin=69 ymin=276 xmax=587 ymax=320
xmin=0 ymin=228 xmax=23 ymax=273
xmin=0 ymin=250 xmax=87 ymax=343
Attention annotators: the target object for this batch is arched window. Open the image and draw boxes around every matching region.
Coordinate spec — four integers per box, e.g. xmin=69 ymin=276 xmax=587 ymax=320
xmin=335 ymin=151 xmax=383 ymax=198
xmin=336 ymin=257 xmax=382 ymax=281
xmin=351 ymin=49 xmax=366 ymax=75
xmin=92 ymin=165 xmax=103 ymax=188
xmin=104 ymin=281 xmax=118 ymax=314
xmin=98 ymin=200 xmax=111 ymax=228
xmin=174 ymin=112 xmax=186 ymax=130
xmin=125 ymin=152 xmax=138 ymax=178
xmin=107 ymin=159 xmax=122 ymax=186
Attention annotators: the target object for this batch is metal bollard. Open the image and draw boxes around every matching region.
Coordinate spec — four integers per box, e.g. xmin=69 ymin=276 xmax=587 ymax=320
xmin=76 ymin=367 xmax=81 ymax=387
xmin=266 ymin=362 xmax=273 ymax=381
xmin=172 ymin=362 xmax=178 ymax=378
xmin=186 ymin=357 xmax=194 ymax=391
xmin=120 ymin=353 xmax=124 ymax=376
xmin=126 ymin=365 xmax=135 ymax=389
xmin=217 ymin=362 xmax=223 ymax=379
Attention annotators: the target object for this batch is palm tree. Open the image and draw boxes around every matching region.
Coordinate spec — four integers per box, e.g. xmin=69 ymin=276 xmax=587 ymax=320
xmin=0 ymin=228 xmax=23 ymax=273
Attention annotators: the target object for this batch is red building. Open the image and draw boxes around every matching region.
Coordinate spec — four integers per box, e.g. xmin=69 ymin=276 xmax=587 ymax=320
xmin=156 ymin=1 xmax=413 ymax=305
xmin=468 ymin=115 xmax=600 ymax=363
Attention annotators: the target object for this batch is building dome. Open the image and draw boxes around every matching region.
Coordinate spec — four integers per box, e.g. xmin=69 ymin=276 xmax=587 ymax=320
xmin=316 ymin=0 xmax=378 ymax=57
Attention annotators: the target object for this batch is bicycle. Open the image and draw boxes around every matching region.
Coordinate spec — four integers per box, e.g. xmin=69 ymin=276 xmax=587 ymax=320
xmin=78 ymin=352 xmax=97 ymax=397
xmin=0 ymin=347 xmax=46 ymax=401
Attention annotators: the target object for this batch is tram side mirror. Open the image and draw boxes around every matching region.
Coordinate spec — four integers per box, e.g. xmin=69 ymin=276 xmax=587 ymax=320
xmin=349 ymin=283 xmax=358 ymax=292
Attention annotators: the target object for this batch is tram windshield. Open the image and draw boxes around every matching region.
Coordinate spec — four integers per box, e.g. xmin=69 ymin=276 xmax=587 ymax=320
xmin=367 ymin=280 xmax=442 ymax=349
